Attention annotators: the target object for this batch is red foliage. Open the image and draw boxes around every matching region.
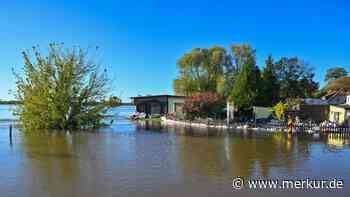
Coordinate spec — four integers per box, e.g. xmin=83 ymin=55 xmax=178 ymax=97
xmin=184 ymin=92 xmax=224 ymax=119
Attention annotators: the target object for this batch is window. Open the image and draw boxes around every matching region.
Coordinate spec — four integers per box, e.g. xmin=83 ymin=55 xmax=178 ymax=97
xmin=334 ymin=112 xmax=340 ymax=123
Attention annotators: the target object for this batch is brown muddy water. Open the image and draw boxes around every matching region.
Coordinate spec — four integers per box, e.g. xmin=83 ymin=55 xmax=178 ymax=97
xmin=1 ymin=105 xmax=350 ymax=197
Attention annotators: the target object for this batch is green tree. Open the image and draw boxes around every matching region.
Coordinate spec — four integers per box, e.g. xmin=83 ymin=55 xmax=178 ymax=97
xmin=231 ymin=44 xmax=256 ymax=70
xmin=274 ymin=57 xmax=318 ymax=99
xmin=260 ymin=55 xmax=279 ymax=106
xmin=173 ymin=46 xmax=230 ymax=96
xmin=325 ymin=67 xmax=348 ymax=82
xmin=106 ymin=96 xmax=122 ymax=107
xmin=270 ymin=102 xmax=286 ymax=121
xmin=13 ymin=44 xmax=111 ymax=130
xmin=229 ymin=44 xmax=261 ymax=110
xmin=324 ymin=76 xmax=350 ymax=96
xmin=220 ymin=44 xmax=254 ymax=98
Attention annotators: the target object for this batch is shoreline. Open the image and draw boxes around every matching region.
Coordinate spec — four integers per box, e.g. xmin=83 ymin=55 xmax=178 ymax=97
xmin=161 ymin=117 xmax=287 ymax=132
xmin=160 ymin=117 xmax=350 ymax=135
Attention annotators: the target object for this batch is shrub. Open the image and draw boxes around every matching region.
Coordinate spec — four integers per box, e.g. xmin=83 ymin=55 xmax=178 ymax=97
xmin=13 ymin=44 xmax=111 ymax=130
xmin=270 ymin=102 xmax=287 ymax=121
xmin=184 ymin=92 xmax=224 ymax=120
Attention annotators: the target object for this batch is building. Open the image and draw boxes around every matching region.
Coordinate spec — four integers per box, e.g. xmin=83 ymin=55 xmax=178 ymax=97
xmin=329 ymin=95 xmax=350 ymax=125
xmin=287 ymin=98 xmax=330 ymax=123
xmin=285 ymin=92 xmax=350 ymax=125
xmin=299 ymin=98 xmax=330 ymax=123
xmin=131 ymin=95 xmax=185 ymax=116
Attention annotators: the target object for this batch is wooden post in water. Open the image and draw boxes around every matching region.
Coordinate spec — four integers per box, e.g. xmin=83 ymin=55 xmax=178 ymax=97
xmin=9 ymin=124 xmax=12 ymax=137
xmin=9 ymin=124 xmax=13 ymax=146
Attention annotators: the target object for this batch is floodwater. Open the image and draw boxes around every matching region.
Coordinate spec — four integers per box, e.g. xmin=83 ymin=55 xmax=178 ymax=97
xmin=1 ymin=105 xmax=350 ymax=197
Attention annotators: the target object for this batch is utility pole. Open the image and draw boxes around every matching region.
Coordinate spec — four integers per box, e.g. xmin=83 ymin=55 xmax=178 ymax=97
xmin=227 ymin=101 xmax=234 ymax=125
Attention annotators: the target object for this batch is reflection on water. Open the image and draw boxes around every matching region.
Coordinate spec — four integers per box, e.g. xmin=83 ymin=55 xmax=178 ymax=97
xmin=151 ymin=125 xmax=312 ymax=178
xmin=327 ymin=133 xmax=350 ymax=147
xmin=19 ymin=131 xmax=80 ymax=196
xmin=1 ymin=106 xmax=350 ymax=196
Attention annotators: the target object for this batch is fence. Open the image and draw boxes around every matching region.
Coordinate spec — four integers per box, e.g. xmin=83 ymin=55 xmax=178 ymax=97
xmin=293 ymin=125 xmax=350 ymax=133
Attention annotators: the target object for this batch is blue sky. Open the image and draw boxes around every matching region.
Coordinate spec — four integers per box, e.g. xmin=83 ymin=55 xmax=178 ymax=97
xmin=0 ymin=0 xmax=349 ymax=101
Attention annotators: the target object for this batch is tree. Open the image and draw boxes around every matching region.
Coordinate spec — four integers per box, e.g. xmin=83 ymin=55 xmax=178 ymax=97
xmin=325 ymin=67 xmax=348 ymax=82
xmin=270 ymin=102 xmax=286 ymax=121
xmin=274 ymin=57 xmax=318 ymax=99
xmin=106 ymin=96 xmax=122 ymax=107
xmin=217 ymin=44 xmax=254 ymax=99
xmin=173 ymin=46 xmax=230 ymax=96
xmin=324 ymin=76 xmax=350 ymax=96
xmin=260 ymin=55 xmax=279 ymax=106
xmin=13 ymin=44 xmax=111 ymax=130
xmin=183 ymin=92 xmax=224 ymax=120
xmin=231 ymin=44 xmax=255 ymax=71
xmin=229 ymin=44 xmax=261 ymax=110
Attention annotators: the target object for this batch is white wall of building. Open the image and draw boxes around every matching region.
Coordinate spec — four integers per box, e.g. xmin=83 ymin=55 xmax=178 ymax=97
xmin=347 ymin=95 xmax=350 ymax=105
xmin=168 ymin=97 xmax=185 ymax=114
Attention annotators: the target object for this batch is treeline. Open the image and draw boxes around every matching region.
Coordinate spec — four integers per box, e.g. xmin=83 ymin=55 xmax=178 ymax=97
xmin=0 ymin=100 xmax=22 ymax=105
xmin=173 ymin=43 xmax=348 ymax=118
xmin=0 ymin=97 xmax=123 ymax=107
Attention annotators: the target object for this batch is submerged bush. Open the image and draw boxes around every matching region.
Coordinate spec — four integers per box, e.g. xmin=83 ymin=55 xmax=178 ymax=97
xmin=13 ymin=44 xmax=111 ymax=130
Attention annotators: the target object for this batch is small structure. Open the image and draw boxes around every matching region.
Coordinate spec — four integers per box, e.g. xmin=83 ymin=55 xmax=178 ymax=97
xmin=288 ymin=98 xmax=329 ymax=123
xmin=253 ymin=106 xmax=272 ymax=120
xmin=131 ymin=95 xmax=185 ymax=117
xmin=299 ymin=98 xmax=330 ymax=123
xmin=329 ymin=95 xmax=350 ymax=125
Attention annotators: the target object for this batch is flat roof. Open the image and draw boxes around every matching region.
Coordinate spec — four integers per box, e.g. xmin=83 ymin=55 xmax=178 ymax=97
xmin=130 ymin=95 xmax=185 ymax=99
xmin=303 ymin=98 xmax=329 ymax=105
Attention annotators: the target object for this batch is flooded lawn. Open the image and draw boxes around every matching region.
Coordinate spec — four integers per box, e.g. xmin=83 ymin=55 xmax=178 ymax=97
xmin=0 ymin=105 xmax=350 ymax=196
